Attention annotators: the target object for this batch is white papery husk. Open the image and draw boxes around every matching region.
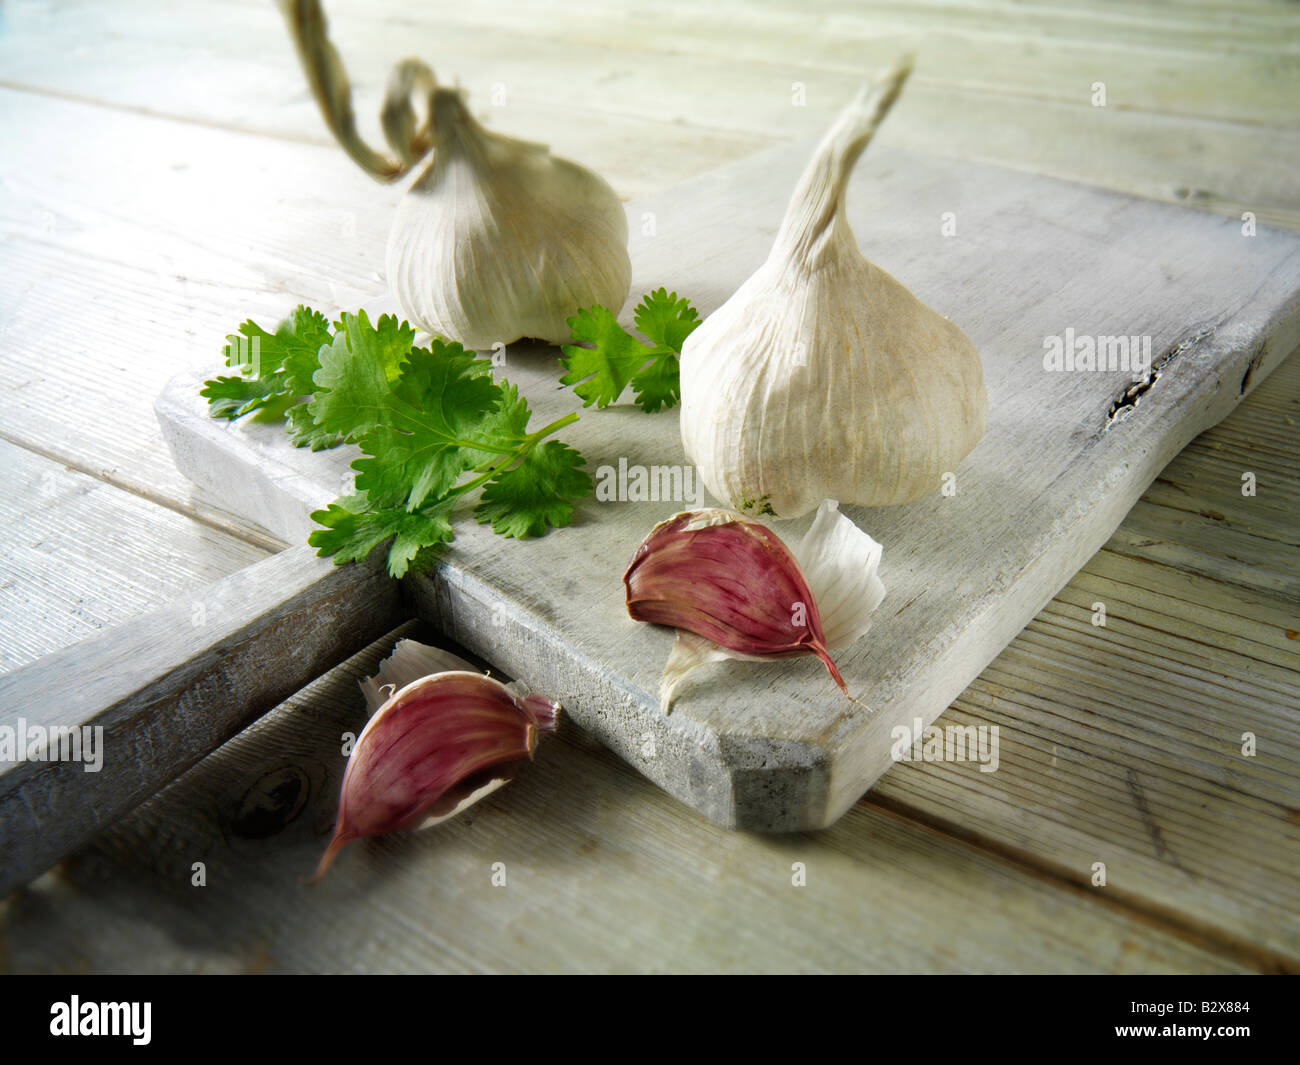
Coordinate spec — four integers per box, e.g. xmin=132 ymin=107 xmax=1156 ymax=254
xmin=678 ymin=59 xmax=987 ymax=518
xmin=658 ymin=500 xmax=886 ymax=712
xmin=386 ymin=88 xmax=631 ymax=351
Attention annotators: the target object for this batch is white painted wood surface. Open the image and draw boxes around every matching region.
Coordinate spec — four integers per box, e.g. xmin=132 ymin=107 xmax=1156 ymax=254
xmin=0 ymin=441 xmax=270 ymax=671
xmin=3 ymin=0 xmax=1298 ymax=222
xmin=156 ymin=134 xmax=1300 ymax=835
xmin=1 ymin=0 xmax=1298 ymax=972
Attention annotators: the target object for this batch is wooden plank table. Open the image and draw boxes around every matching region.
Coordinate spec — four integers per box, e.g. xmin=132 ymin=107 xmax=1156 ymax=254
xmin=1 ymin=0 xmax=1297 ymax=972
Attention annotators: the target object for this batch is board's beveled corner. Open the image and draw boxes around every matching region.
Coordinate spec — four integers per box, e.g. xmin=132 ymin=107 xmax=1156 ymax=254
xmin=712 ymin=729 xmax=835 ymax=833
xmin=154 ymin=370 xmax=345 ymax=546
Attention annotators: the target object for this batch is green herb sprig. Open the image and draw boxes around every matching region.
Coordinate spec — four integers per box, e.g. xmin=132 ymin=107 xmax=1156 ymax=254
xmin=203 ymin=307 xmax=590 ymax=577
xmin=202 ymin=289 xmax=703 ymax=575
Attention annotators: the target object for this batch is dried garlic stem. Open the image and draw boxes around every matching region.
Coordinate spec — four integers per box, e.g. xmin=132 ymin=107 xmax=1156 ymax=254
xmin=777 ymin=54 xmax=913 ymax=265
xmin=277 ymin=0 xmax=431 ymax=182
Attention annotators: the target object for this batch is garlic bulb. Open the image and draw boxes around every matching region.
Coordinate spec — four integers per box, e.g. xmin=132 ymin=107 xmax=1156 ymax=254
xmin=624 ymin=499 xmax=886 ymax=712
xmin=387 ymin=87 xmax=631 ymax=350
xmin=278 ymin=0 xmax=630 ymax=351
xmin=679 ymin=58 xmax=987 ymax=517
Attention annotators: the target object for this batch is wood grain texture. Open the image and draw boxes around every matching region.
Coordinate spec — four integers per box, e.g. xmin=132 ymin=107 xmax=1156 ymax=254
xmin=0 ymin=440 xmax=270 ymax=672
xmin=0 ymin=89 xmax=399 ymax=519
xmin=156 ymin=132 xmax=1300 ymax=836
xmin=861 ymin=356 xmax=1300 ymax=963
xmin=1 ymin=0 xmax=1295 ymax=222
xmin=0 ymin=625 xmax=1254 ymax=974
xmin=0 ymin=546 xmax=405 ymax=897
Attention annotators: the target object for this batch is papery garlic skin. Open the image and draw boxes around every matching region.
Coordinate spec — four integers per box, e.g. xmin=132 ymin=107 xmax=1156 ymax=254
xmin=387 ymin=88 xmax=631 ymax=351
xmin=314 ymin=641 xmax=560 ymax=880
xmin=625 ymin=507 xmax=844 ymax=687
xmin=679 ymin=59 xmax=987 ymax=517
xmin=792 ymin=499 xmax=886 ymax=650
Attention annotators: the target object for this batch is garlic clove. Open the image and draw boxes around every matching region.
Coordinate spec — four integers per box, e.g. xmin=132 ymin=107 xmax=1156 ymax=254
xmin=625 ymin=504 xmax=885 ymax=711
xmin=386 ymin=87 xmax=631 ymax=351
xmin=679 ymin=58 xmax=987 ymax=517
xmin=313 ymin=641 xmax=560 ymax=880
xmin=624 ymin=509 xmax=843 ymax=685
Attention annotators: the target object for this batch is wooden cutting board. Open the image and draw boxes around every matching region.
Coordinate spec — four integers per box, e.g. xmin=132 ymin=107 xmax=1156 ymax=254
xmin=155 ymin=137 xmax=1300 ymax=832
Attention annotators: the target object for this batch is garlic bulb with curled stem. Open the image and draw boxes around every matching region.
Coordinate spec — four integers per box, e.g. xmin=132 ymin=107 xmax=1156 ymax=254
xmin=679 ymin=57 xmax=987 ymax=517
xmin=386 ymin=87 xmax=631 ymax=350
xmin=277 ymin=0 xmax=630 ymax=350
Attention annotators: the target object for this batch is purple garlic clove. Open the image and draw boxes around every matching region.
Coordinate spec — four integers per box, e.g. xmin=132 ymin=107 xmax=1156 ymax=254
xmin=624 ymin=501 xmax=887 ymax=712
xmin=314 ymin=642 xmax=560 ymax=880
xmin=624 ymin=508 xmax=847 ymax=692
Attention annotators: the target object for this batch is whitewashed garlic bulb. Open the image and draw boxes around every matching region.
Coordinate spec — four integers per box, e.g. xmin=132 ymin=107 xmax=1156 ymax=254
xmin=278 ymin=0 xmax=630 ymax=350
xmin=387 ymin=88 xmax=631 ymax=350
xmin=679 ymin=58 xmax=987 ymax=518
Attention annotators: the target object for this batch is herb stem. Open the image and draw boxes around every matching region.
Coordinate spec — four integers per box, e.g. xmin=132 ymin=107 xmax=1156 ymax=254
xmin=447 ymin=410 xmax=581 ymax=500
xmin=526 ymin=411 xmax=581 ymax=441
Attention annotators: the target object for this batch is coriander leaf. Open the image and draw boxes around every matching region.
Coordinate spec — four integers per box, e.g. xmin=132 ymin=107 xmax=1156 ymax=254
xmin=559 ymin=306 xmax=652 ymax=408
xmin=308 ymin=494 xmax=454 ymax=578
xmin=286 ymin=402 xmax=343 ymax=451
xmin=633 ymin=287 xmax=701 ymax=353
xmin=312 ymin=317 xmax=502 ymax=511
xmin=275 ymin=305 xmax=334 ymax=367
xmin=463 ymin=379 xmax=531 ymax=461
xmin=559 ymin=289 xmax=701 ymax=411
xmin=282 ymin=310 xmax=342 ymax=448
xmin=629 ymin=354 xmax=680 ymax=413
xmin=202 ymin=306 xmax=333 ymax=420
xmin=349 ymin=339 xmax=502 ymax=510
xmin=307 ymin=310 xmax=419 ymax=439
xmin=474 ymin=440 xmax=592 ymax=538
xmin=200 ymin=375 xmax=271 ymax=420
xmin=250 ymin=390 xmax=304 ymax=424
xmin=207 ymin=303 xmax=593 ymax=569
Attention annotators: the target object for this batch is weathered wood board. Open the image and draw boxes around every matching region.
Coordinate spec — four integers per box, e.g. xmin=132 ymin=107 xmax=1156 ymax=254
xmin=156 ymin=138 xmax=1300 ymax=831
xmin=0 ymin=547 xmax=404 ymax=897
